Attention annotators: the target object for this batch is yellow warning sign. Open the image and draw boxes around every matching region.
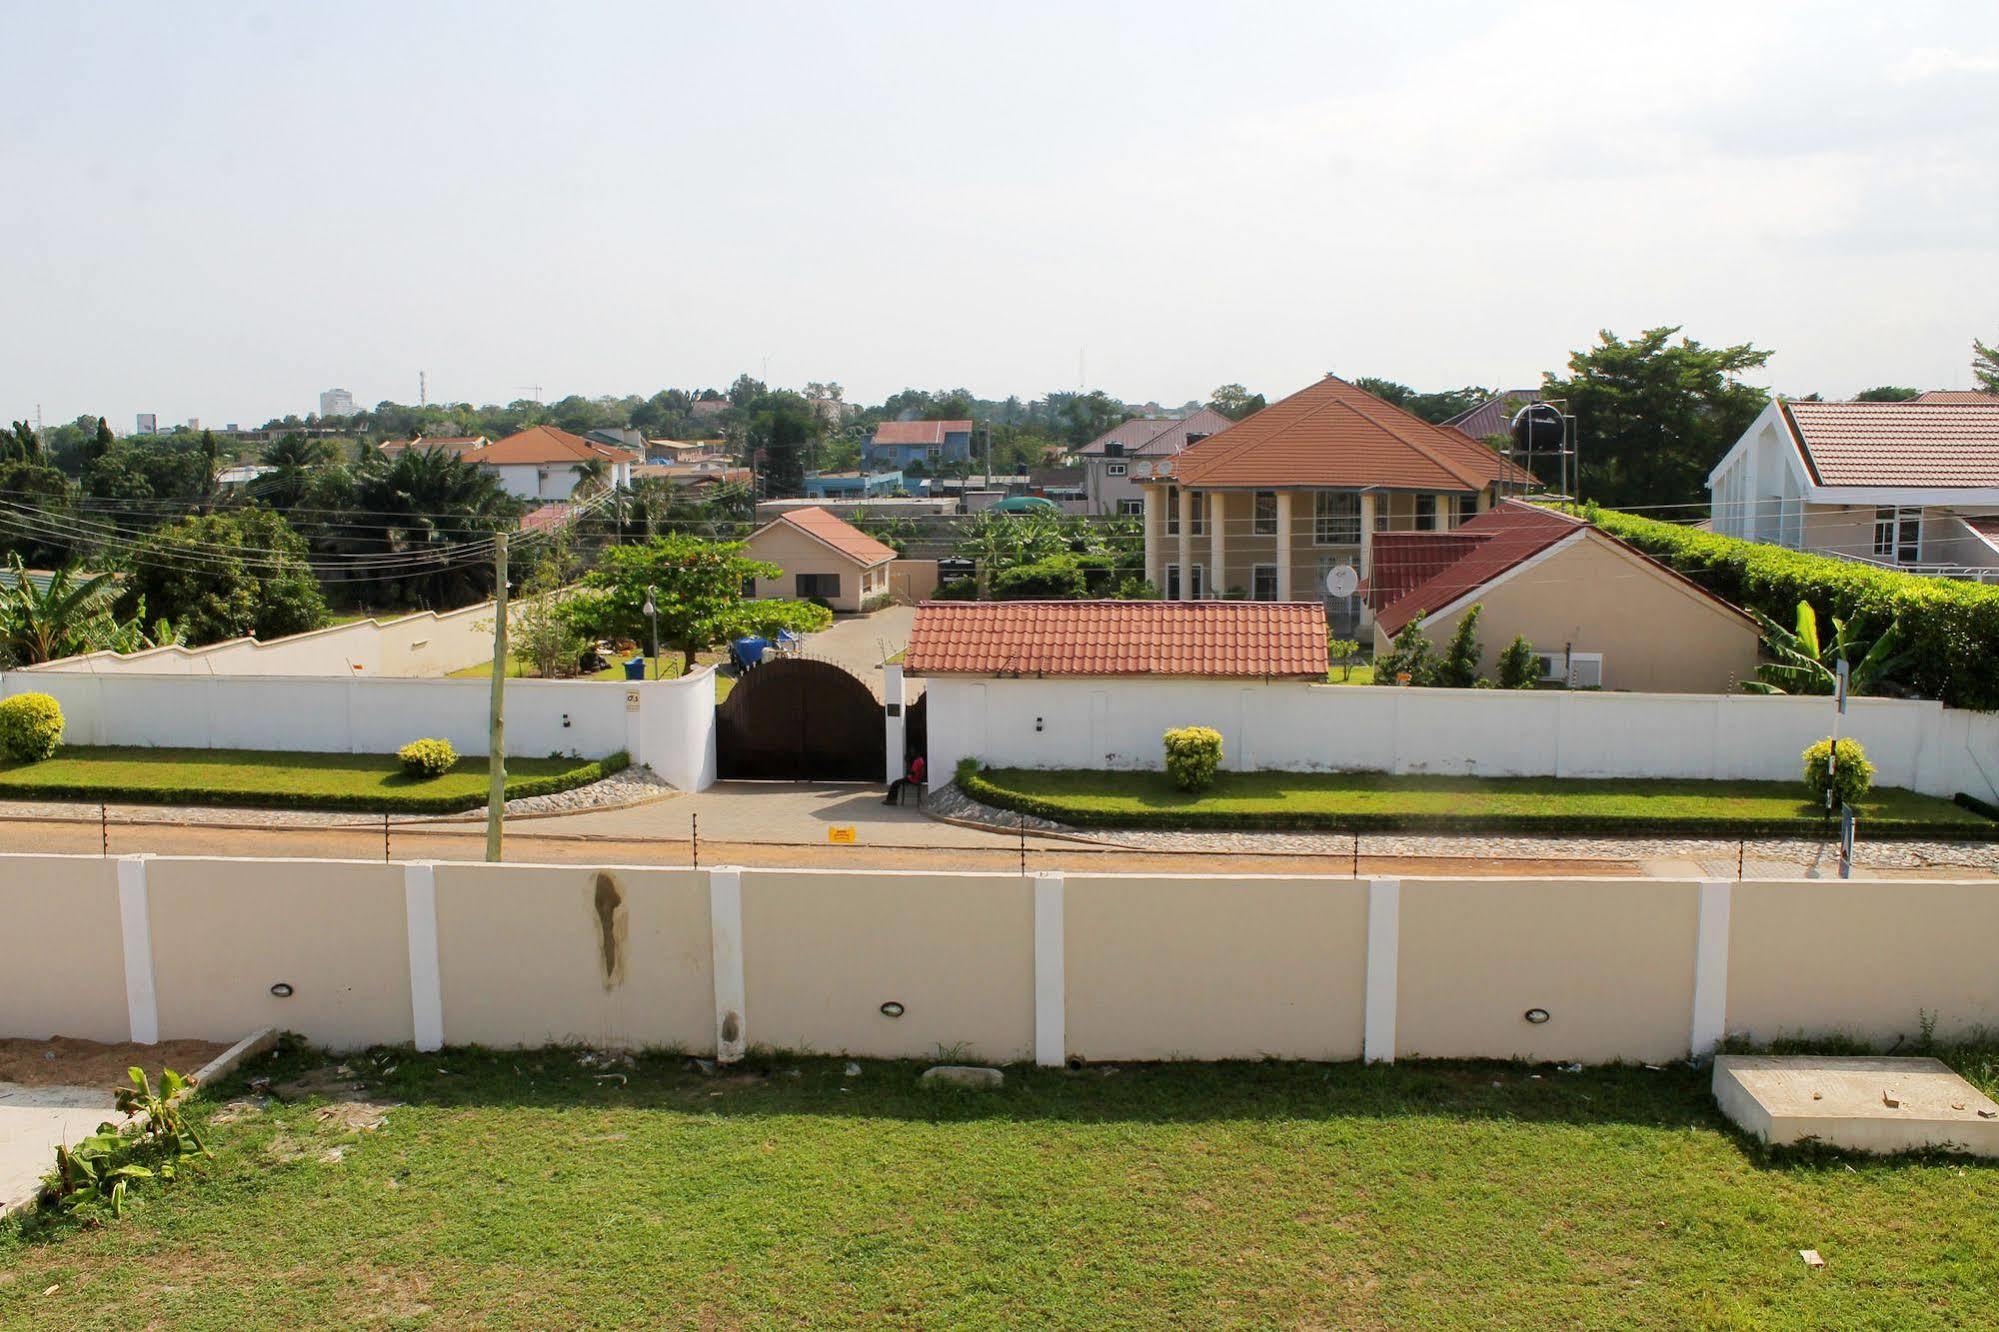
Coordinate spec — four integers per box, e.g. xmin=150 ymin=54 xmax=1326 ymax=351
xmin=827 ymin=825 xmax=858 ymax=844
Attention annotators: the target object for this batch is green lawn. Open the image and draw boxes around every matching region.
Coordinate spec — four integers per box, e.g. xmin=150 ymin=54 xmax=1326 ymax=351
xmin=961 ymin=767 xmax=1998 ymax=838
xmin=6 ymin=1045 xmax=1998 ymax=1329
xmin=0 ymin=747 xmax=618 ymax=814
xmin=1325 ymin=663 xmax=1375 ymax=685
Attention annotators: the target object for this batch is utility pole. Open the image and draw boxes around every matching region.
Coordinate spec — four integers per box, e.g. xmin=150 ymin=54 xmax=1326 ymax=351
xmin=485 ymin=533 xmax=509 ymax=862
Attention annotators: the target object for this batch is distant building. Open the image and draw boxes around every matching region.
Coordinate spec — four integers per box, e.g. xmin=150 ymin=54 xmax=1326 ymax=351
xmin=1076 ymin=408 xmax=1233 ymax=516
xmin=865 ymin=419 xmax=974 ymax=469
xmin=319 ymin=388 xmax=358 ymax=419
xmin=469 ymin=426 xmax=638 ymax=501
xmin=135 ymin=413 xmax=156 ymax=435
xmin=804 ymin=469 xmax=905 ymax=499
xmin=187 ymin=418 xmax=200 ymax=431
xmin=689 ymin=398 xmax=730 ymax=420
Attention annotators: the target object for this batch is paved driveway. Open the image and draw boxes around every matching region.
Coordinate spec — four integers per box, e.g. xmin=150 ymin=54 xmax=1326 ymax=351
xmin=798 ymin=604 xmax=916 ymax=692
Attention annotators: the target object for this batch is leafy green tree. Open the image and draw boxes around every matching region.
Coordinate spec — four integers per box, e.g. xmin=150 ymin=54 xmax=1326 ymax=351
xmin=1741 ymin=601 xmax=1910 ymax=697
xmin=89 ymin=417 xmax=115 ymax=462
xmin=1542 ymin=327 xmax=1772 ymax=508
xmin=511 ymin=538 xmax=591 ymax=678
xmin=0 ymin=556 xmax=131 ymax=665
xmin=1372 ymin=614 xmax=1439 ymax=686
xmin=1854 ymin=386 xmax=1920 ymax=402
xmin=254 ymin=432 xmax=332 ymax=512
xmin=1353 ymin=379 xmax=1489 ymax=424
xmin=1497 ymin=634 xmax=1540 ymax=689
xmin=567 ymin=534 xmax=827 ymax=671
xmin=0 ymin=461 xmax=80 ymax=566
xmin=1207 ymin=384 xmax=1266 ymax=421
xmin=742 ymin=391 xmax=819 ymax=495
xmin=5 ymin=421 xmax=40 ymax=463
xmin=1975 ymin=336 xmax=1999 ymax=394
xmin=123 ymin=509 xmax=328 ymax=646
xmin=1436 ymin=604 xmax=1484 ymax=687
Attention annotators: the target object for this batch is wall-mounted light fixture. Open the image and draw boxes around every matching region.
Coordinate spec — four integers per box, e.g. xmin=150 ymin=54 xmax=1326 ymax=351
xmin=270 ymin=982 xmax=295 ymax=998
xmin=1524 ymin=1007 xmax=1550 ymax=1025
xmin=879 ymin=1001 xmax=905 ymax=1018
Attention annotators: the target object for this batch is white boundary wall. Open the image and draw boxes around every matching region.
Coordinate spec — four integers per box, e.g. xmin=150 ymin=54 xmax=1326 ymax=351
xmin=5 ymin=854 xmax=1994 ymax=1064
xmin=28 ymin=602 xmax=500 ymax=678
xmin=0 ymin=667 xmax=718 ymax=788
xmin=922 ymin=677 xmax=1999 ymax=802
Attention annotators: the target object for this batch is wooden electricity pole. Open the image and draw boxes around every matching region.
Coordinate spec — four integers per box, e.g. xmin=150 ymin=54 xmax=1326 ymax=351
xmin=485 ymin=532 xmax=509 ymax=862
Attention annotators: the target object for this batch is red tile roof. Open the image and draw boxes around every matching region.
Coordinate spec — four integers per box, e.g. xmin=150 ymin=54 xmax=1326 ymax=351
xmin=1364 ymin=532 xmax=1487 ymax=610
xmin=871 ymin=419 xmax=973 ymax=446
xmin=753 ymin=505 xmax=898 ymax=567
xmin=904 ymin=600 xmax=1329 ymax=679
xmin=474 ymin=426 xmax=639 ymax=466
xmin=1371 ymin=503 xmax=1585 ymax=636
xmin=1077 ymin=408 xmax=1235 ymax=457
xmin=519 ymin=503 xmax=577 ymax=534
xmin=1167 ymin=376 xmax=1534 ymax=492
xmin=1784 ymin=400 xmax=1999 ymax=487
xmin=382 ymin=435 xmax=488 ymax=456
xmin=1912 ymin=390 xmax=1998 ymax=405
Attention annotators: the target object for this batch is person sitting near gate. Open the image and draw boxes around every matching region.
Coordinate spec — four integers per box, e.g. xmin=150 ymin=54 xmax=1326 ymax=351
xmin=884 ymin=753 xmax=926 ymax=806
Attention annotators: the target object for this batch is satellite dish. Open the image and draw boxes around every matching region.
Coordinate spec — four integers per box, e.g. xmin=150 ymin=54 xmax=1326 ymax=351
xmin=1324 ymin=563 xmax=1359 ymax=598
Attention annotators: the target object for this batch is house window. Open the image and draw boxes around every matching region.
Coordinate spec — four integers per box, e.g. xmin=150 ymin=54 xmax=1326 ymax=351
xmin=1314 ymin=491 xmax=1360 ymax=544
xmin=1116 ymin=498 xmax=1145 ymax=517
xmin=1251 ymin=564 xmax=1278 ymax=601
xmin=795 ymin=572 xmax=841 ymax=600
xmin=1253 ymin=491 xmax=1278 ymax=535
xmin=1873 ymin=506 xmax=1922 ymax=563
xmin=1189 ymin=491 xmax=1207 ymax=537
xmin=1165 ymin=487 xmax=1180 ymax=536
xmin=740 ymin=575 xmax=758 ymax=598
xmin=1456 ymin=495 xmax=1478 ymax=525
xmin=1415 ymin=495 xmax=1438 ymax=531
xmin=1163 ymin=563 xmax=1206 ymax=600
xmin=1105 ymin=461 xmax=1127 ymax=477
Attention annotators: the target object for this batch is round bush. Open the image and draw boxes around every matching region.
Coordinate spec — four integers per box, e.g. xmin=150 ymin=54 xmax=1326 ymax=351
xmin=1162 ymin=725 xmax=1224 ymax=793
xmin=1803 ymin=737 xmax=1874 ymax=808
xmin=0 ymin=692 xmax=64 ymax=762
xmin=398 ymin=737 xmax=459 ymax=780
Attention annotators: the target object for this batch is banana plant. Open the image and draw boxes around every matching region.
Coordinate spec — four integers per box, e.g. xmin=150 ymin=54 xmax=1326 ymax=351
xmin=1742 ymin=600 xmax=1911 ymax=696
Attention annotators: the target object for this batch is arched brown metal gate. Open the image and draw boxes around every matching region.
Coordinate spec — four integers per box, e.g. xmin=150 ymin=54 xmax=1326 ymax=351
xmin=715 ymin=656 xmax=885 ymax=781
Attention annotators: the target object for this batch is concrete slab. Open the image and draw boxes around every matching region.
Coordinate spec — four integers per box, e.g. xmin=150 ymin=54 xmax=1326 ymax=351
xmin=0 ymin=1082 xmax=121 ymax=1215
xmin=1714 ymin=1055 xmax=1999 ymax=1157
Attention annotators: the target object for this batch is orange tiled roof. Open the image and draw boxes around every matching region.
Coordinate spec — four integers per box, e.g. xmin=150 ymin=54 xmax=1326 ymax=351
xmin=871 ymin=419 xmax=973 ymax=446
xmin=755 ymin=505 xmax=898 ymax=567
xmin=1784 ymin=400 xmax=1999 ymax=487
xmin=1911 ymin=390 xmax=1997 ymax=405
xmin=474 ymin=425 xmax=639 ymax=466
xmin=1167 ymin=376 xmax=1533 ymax=492
xmin=904 ymin=600 xmax=1329 ymax=678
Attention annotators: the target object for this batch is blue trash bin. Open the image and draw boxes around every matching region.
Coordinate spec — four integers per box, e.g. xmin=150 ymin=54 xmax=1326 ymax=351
xmin=623 ymin=655 xmax=646 ymax=680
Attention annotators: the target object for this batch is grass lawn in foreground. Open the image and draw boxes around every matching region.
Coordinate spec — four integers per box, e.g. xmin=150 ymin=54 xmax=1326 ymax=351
xmin=5 ymin=1045 xmax=1997 ymax=1330
xmin=0 ymin=747 xmax=615 ymax=814
xmin=963 ymin=767 xmax=1997 ymax=837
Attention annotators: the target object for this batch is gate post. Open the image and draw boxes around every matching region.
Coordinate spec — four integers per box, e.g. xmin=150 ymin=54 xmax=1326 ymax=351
xmin=883 ymin=662 xmax=906 ymax=785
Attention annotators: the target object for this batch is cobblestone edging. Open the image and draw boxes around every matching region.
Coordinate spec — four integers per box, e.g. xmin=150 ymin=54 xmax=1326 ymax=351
xmin=924 ymin=783 xmax=1999 ymax=872
xmin=0 ymin=765 xmax=677 ymax=830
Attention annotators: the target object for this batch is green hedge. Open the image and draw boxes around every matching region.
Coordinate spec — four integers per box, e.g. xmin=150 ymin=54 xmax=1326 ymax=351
xmin=1586 ymin=506 xmax=1999 ymax=710
xmin=1 ymin=751 xmax=628 ymax=815
xmin=954 ymin=761 xmax=1994 ymax=841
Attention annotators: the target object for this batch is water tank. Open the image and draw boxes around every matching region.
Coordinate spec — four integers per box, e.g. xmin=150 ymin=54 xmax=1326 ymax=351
xmin=1510 ymin=402 xmax=1563 ymax=452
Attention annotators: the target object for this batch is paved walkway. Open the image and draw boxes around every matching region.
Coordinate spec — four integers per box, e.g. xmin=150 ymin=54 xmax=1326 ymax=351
xmin=799 ymin=605 xmax=917 ymax=696
xmin=0 ymin=1083 xmax=117 ymax=1215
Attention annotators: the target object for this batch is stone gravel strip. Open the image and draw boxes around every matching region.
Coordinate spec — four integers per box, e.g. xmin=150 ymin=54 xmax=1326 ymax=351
xmin=0 ymin=765 xmax=677 ymax=830
xmin=925 ymin=783 xmax=1999 ymax=872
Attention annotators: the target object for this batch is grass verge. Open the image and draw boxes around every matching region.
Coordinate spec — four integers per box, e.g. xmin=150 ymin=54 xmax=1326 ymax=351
xmin=4 ymin=1043 xmax=1997 ymax=1330
xmin=0 ymin=748 xmax=626 ymax=814
xmin=959 ymin=763 xmax=1999 ymax=839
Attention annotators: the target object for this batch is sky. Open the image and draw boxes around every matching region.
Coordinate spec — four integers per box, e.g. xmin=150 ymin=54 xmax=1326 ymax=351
xmin=3 ymin=1 xmax=1996 ymax=432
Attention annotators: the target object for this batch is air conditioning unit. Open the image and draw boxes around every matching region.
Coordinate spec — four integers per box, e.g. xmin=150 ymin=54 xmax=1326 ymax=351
xmin=1535 ymin=652 xmax=1603 ymax=689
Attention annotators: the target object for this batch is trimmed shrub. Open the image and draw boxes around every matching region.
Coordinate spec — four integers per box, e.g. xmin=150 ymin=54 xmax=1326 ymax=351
xmin=0 ymin=692 xmax=64 ymax=762
xmin=1162 ymin=726 xmax=1224 ymax=792
xmin=1497 ymin=634 xmax=1540 ymax=689
xmin=1373 ymin=614 xmax=1438 ymax=686
xmin=398 ymin=737 xmax=458 ymax=780
xmin=1587 ymin=506 xmax=1999 ymax=710
xmin=1803 ymin=737 xmax=1874 ymax=808
xmin=993 ymin=558 xmax=1089 ymax=600
xmin=934 ymin=577 xmax=979 ymax=601
xmin=1437 ymin=604 xmax=1485 ymax=688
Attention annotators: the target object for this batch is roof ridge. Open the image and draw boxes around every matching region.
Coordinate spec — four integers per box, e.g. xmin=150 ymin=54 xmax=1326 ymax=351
xmin=1174 ymin=376 xmax=1356 ymax=482
xmin=1328 ymin=384 xmax=1489 ymax=490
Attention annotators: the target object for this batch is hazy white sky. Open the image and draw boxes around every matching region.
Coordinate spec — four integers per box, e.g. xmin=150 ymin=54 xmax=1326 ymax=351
xmin=4 ymin=1 xmax=1995 ymax=430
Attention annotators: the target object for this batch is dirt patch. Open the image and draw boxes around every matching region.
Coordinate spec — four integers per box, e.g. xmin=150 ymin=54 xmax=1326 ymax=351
xmin=0 ymin=1036 xmax=231 ymax=1089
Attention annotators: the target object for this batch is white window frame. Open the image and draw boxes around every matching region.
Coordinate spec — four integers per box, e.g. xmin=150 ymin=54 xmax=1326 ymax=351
xmin=1873 ymin=506 xmax=1922 ymax=563
xmin=1104 ymin=461 xmax=1127 ymax=477
xmin=1163 ymin=562 xmax=1206 ymax=600
xmin=1253 ymin=491 xmax=1278 ymax=536
xmin=1314 ymin=490 xmax=1360 ymax=545
xmin=1251 ymin=563 xmax=1278 ymax=602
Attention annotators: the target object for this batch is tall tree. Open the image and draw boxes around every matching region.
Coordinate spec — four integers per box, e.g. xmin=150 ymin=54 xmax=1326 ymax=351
xmin=339 ymin=448 xmax=520 ymax=609
xmin=567 ymin=535 xmax=826 ymax=671
xmin=122 ymin=508 xmax=328 ymax=646
xmin=254 ymin=432 xmax=333 ymax=512
xmin=1542 ymin=327 xmax=1771 ymax=508
xmin=5 ymin=421 xmax=40 ymax=463
xmin=1974 ymin=335 xmax=1999 ymax=394
xmin=1207 ymin=384 xmax=1266 ymax=421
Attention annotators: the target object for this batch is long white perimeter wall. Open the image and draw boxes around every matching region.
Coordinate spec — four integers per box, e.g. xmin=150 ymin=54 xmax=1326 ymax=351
xmin=6 ymin=854 xmax=1994 ymax=1065
xmin=0 ymin=668 xmax=717 ymax=789
xmin=923 ymin=677 xmax=1999 ymax=802
xmin=27 ymin=602 xmax=500 ymax=678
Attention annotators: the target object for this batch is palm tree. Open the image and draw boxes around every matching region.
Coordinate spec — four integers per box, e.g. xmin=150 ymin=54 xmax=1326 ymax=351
xmin=0 ymin=556 xmax=126 ymax=665
xmin=252 ymin=432 xmax=332 ymax=513
xmin=337 ymin=448 xmax=521 ymax=609
xmin=1742 ymin=601 xmax=1911 ymax=697
xmin=569 ymin=456 xmax=610 ymax=498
